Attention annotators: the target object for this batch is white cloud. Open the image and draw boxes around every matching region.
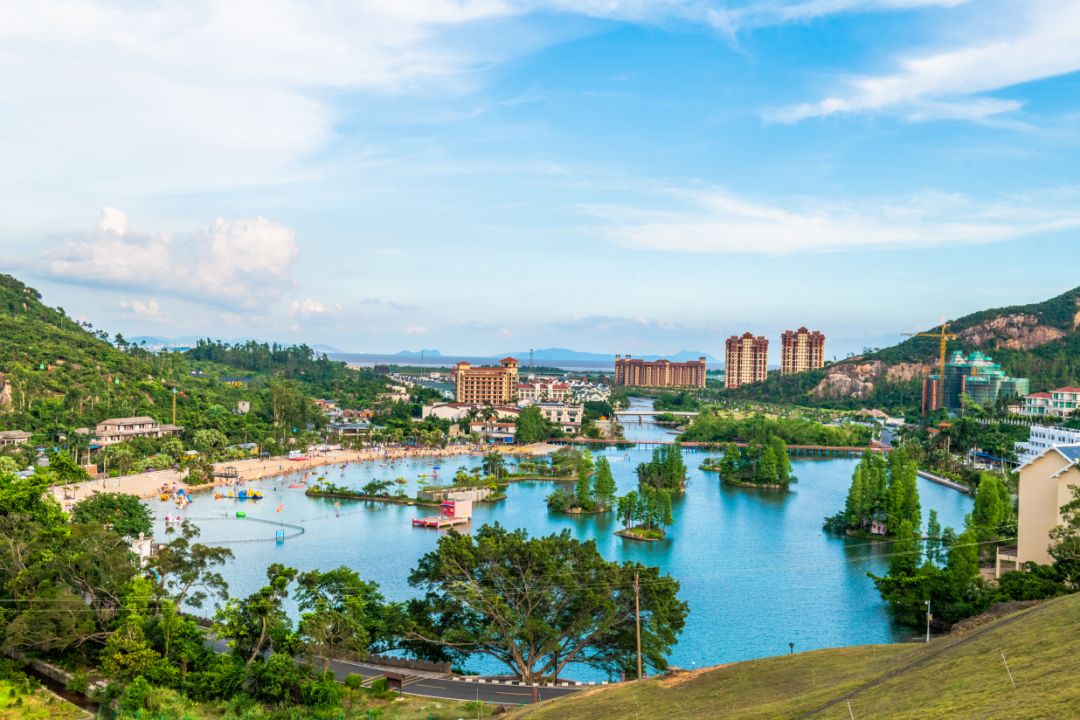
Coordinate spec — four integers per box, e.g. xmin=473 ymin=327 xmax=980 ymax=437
xmin=0 ymin=0 xmax=988 ymax=214
xmin=590 ymin=186 xmax=1080 ymax=254
xmin=771 ymin=0 xmax=1080 ymax=122
xmin=289 ymin=298 xmax=344 ymax=317
xmin=406 ymin=324 xmax=429 ymax=335
xmin=46 ymin=208 xmax=298 ymax=310
xmin=119 ymin=298 xmax=171 ymax=323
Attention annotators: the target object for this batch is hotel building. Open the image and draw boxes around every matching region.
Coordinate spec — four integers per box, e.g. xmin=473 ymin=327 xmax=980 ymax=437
xmin=780 ymin=328 xmax=826 ymax=375
xmin=452 ymin=358 xmax=520 ymax=405
xmin=724 ymin=333 xmax=769 ymax=389
xmin=613 ymin=356 xmax=707 ymax=388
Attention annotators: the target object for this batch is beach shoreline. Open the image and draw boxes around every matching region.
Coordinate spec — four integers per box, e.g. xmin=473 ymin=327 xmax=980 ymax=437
xmin=49 ymin=442 xmax=560 ymax=509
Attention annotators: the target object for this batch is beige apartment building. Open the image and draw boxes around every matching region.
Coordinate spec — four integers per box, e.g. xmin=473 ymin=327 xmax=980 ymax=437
xmin=780 ymin=328 xmax=826 ymax=375
xmin=94 ymin=416 xmax=183 ymax=446
xmin=724 ymin=333 xmax=769 ymax=389
xmin=453 ymin=358 xmax=519 ymax=405
xmin=613 ymin=356 xmax=707 ymax=388
xmin=999 ymin=444 xmax=1080 ymax=575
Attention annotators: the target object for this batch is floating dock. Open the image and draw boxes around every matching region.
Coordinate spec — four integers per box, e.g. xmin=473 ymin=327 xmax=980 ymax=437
xmin=412 ymin=499 xmax=472 ymax=529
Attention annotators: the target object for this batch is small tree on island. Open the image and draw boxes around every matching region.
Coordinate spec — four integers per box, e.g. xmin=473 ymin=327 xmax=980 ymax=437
xmin=710 ymin=437 xmax=796 ymax=488
xmin=824 ymin=450 xmax=919 ymax=536
xmin=636 ymin=445 xmax=687 ymax=492
xmin=547 ymin=450 xmax=615 ymax=513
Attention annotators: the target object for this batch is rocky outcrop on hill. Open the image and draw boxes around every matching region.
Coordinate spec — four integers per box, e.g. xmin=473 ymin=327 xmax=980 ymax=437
xmin=958 ymin=313 xmax=1065 ymax=351
xmin=810 ymin=360 xmax=927 ymax=401
xmin=0 ymin=374 xmax=11 ymax=411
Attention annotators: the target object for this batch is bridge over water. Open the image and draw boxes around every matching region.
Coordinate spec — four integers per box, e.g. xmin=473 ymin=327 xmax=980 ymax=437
xmin=614 ymin=410 xmax=700 ymax=418
xmin=549 ymin=437 xmax=887 ymax=458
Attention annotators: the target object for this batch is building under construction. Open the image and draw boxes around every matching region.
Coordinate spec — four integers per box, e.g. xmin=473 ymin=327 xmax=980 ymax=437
xmin=922 ymin=350 xmax=1029 ymax=414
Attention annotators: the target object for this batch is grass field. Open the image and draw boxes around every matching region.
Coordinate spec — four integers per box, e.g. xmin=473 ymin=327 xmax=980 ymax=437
xmin=511 ymin=593 xmax=1080 ymax=720
xmin=0 ymin=679 xmax=88 ymax=719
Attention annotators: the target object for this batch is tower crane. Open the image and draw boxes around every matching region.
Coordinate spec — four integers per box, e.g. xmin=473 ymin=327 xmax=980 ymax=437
xmin=903 ymin=323 xmax=959 ymax=382
xmin=904 ymin=323 xmax=959 ymax=413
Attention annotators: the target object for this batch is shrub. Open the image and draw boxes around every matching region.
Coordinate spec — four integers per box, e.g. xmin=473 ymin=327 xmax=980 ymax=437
xmin=65 ymin=670 xmax=89 ymax=695
xmin=120 ymin=676 xmax=152 ymax=716
xmin=301 ymin=672 xmax=342 ymax=710
xmin=343 ymin=674 xmax=365 ymax=690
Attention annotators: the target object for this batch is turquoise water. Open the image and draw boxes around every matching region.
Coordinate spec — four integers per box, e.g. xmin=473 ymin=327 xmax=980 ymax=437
xmin=154 ymin=432 xmax=971 ymax=678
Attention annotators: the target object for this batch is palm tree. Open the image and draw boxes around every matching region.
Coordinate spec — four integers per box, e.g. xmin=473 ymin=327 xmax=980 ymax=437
xmin=482 ymin=452 xmax=506 ymax=480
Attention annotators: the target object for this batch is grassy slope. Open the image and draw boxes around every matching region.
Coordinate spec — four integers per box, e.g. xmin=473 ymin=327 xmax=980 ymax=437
xmin=0 ymin=678 xmax=87 ymax=719
xmin=511 ymin=594 xmax=1080 ymax=720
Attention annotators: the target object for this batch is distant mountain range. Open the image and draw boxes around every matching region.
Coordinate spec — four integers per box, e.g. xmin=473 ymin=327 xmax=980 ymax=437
xmin=392 ymin=347 xmax=720 ymax=363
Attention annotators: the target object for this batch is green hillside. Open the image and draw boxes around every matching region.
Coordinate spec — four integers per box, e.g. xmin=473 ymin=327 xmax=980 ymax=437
xmin=728 ymin=285 xmax=1080 ymax=411
xmin=512 ymin=595 xmax=1080 ymax=720
xmin=0 ymin=274 xmax=386 ymax=464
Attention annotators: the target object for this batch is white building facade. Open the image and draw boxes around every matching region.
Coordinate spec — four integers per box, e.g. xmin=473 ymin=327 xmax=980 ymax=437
xmin=1015 ymin=425 xmax=1080 ymax=466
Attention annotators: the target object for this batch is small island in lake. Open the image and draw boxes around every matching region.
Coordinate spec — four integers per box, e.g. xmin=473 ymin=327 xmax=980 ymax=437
xmin=546 ymin=452 xmax=617 ymax=514
xmin=701 ymin=437 xmax=796 ymax=489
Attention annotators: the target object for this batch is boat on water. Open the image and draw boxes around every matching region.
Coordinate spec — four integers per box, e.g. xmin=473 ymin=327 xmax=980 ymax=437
xmin=227 ymin=489 xmax=264 ymax=500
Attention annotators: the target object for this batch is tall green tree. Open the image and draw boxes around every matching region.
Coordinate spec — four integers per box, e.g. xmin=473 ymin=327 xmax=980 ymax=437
xmin=592 ymin=456 xmax=617 ymax=511
xmin=149 ymin=521 xmax=233 ymax=609
xmin=296 ymin=567 xmax=386 ymax=672
xmin=217 ymin=563 xmax=298 ymax=666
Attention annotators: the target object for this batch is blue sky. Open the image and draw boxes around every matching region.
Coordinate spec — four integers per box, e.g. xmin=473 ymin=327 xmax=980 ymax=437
xmin=3 ymin=0 xmax=1080 ymax=361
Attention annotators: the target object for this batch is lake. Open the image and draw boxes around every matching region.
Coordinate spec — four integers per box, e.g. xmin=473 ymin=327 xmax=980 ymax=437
xmin=154 ymin=417 xmax=971 ymax=679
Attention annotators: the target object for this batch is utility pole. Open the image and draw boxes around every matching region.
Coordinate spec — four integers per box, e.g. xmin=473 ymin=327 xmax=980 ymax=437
xmin=925 ymin=599 xmax=932 ymax=643
xmin=634 ymin=570 xmax=643 ymax=680
xmin=171 ymin=387 xmax=178 ymax=425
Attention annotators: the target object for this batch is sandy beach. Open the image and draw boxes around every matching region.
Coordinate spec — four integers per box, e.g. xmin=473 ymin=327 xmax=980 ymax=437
xmin=49 ymin=442 xmax=559 ymax=510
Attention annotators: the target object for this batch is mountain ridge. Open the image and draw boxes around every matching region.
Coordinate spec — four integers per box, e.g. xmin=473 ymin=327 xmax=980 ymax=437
xmin=728 ymin=285 xmax=1080 ymax=411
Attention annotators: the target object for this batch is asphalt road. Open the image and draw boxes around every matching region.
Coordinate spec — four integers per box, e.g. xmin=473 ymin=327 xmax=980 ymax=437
xmin=324 ymin=655 xmax=583 ymax=704
xmin=207 ymin=636 xmax=584 ymax=705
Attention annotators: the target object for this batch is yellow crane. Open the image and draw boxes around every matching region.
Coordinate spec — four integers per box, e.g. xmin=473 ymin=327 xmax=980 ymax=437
xmin=904 ymin=323 xmax=959 ymax=380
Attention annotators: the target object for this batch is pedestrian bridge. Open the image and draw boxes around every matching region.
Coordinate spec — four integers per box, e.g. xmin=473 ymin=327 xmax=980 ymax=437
xmin=614 ymin=410 xmax=700 ymax=417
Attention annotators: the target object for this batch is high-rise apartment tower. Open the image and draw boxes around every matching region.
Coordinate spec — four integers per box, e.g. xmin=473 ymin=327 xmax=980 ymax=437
xmin=780 ymin=328 xmax=826 ymax=375
xmin=725 ymin=333 xmax=769 ymax=389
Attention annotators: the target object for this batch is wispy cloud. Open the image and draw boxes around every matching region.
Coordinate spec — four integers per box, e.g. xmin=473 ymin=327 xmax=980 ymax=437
xmin=770 ymin=0 xmax=1080 ymax=123
xmin=588 ymin=185 xmax=1080 ymax=254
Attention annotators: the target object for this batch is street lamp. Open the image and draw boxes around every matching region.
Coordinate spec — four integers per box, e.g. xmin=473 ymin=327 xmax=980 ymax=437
xmin=925 ymin=600 xmax=932 ymax=643
xmin=789 ymin=642 xmax=795 ymax=655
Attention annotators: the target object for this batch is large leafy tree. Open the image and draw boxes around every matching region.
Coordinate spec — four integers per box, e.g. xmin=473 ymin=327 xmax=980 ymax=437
xmin=72 ymin=492 xmax=153 ymax=539
xmin=515 ymin=406 xmax=553 ymax=444
xmin=407 ymin=524 xmax=687 ymax=682
xmin=296 ymin=567 xmax=390 ymax=671
xmin=216 ymin=563 xmax=298 ymax=665
xmin=149 ymin=521 xmax=233 ymax=609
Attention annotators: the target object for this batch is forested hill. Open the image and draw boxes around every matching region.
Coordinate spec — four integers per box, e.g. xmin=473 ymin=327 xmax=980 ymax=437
xmin=727 ymin=285 xmax=1080 ymax=412
xmin=0 ymin=274 xmax=386 ymax=444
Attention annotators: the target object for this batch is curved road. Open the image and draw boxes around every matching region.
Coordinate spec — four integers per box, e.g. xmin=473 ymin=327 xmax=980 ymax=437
xmin=207 ymin=636 xmax=584 ymax=704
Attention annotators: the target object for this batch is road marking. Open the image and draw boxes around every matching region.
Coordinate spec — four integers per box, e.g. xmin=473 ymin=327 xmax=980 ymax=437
xmin=414 ymin=683 xmax=446 ymax=690
xmin=495 ymin=690 xmax=533 ymax=697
